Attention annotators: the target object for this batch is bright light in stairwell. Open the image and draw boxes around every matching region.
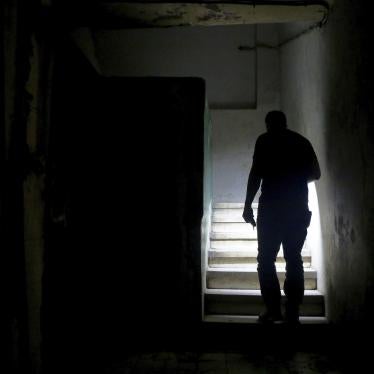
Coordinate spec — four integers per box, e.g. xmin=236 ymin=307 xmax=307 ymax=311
xmin=308 ymin=181 xmax=321 ymax=240
xmin=307 ymin=181 xmax=324 ymax=292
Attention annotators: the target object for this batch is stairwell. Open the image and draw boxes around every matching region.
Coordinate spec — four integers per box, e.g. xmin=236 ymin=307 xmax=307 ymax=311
xmin=204 ymin=203 xmax=326 ymax=323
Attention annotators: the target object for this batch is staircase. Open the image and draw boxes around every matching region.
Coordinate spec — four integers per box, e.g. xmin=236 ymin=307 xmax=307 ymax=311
xmin=204 ymin=203 xmax=326 ymax=323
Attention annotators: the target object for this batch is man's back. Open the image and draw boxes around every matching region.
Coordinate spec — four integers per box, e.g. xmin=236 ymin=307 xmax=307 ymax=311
xmin=252 ymin=129 xmax=318 ymax=205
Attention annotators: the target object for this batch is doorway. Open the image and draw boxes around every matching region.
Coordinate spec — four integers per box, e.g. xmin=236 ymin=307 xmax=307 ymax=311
xmin=43 ymin=39 xmax=207 ymax=371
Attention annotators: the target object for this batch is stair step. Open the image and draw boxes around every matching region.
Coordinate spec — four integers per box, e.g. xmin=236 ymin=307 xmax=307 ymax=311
xmin=213 ymin=203 xmax=258 ymax=209
xmin=210 ymin=240 xmax=258 ymax=251
xmin=209 ymin=260 xmax=312 ymax=267
xmin=210 ymin=240 xmax=308 ymax=253
xmin=211 ymin=231 xmax=257 ymax=240
xmin=208 ymin=249 xmax=311 ymax=266
xmin=206 ymin=267 xmax=317 ymax=290
xmin=211 ymin=222 xmax=257 ymax=241
xmin=204 ymin=289 xmax=324 ymax=316
xmin=213 ymin=208 xmax=257 ymax=223
xmin=209 ymin=248 xmax=311 ymax=258
xmin=203 ymin=315 xmax=328 ymax=324
xmin=212 ymin=222 xmax=255 ymax=233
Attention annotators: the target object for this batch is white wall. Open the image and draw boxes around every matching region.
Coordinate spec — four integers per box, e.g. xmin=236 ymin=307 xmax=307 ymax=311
xmin=94 ymin=25 xmax=256 ymax=108
xmin=211 ymin=24 xmax=281 ymax=203
xmin=212 ymin=109 xmax=266 ymax=203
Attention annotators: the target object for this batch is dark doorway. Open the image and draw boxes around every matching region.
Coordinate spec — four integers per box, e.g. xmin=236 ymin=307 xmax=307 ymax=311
xmin=43 ymin=40 xmax=206 ymax=372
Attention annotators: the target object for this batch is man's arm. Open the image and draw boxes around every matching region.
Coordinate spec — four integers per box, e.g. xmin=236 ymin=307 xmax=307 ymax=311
xmin=243 ymin=169 xmax=261 ymax=226
xmin=243 ymin=139 xmax=262 ymax=227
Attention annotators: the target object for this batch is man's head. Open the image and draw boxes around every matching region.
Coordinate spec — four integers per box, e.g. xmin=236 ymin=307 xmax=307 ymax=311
xmin=265 ymin=110 xmax=287 ymax=133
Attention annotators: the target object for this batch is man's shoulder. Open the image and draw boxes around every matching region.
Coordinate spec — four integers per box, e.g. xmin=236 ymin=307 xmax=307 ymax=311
xmin=256 ymin=132 xmax=270 ymax=143
xmin=256 ymin=129 xmax=312 ymax=147
xmin=286 ymin=129 xmax=311 ymax=145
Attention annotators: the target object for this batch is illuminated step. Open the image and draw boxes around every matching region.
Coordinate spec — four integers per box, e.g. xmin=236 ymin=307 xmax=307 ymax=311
xmin=210 ymin=240 xmax=258 ymax=251
xmin=204 ymin=289 xmax=325 ymax=316
xmin=213 ymin=203 xmax=258 ymax=209
xmin=212 ymin=222 xmax=255 ymax=233
xmin=212 ymin=208 xmax=257 ymax=223
xmin=203 ymin=315 xmax=328 ymax=324
xmin=210 ymin=239 xmax=308 ymax=254
xmin=206 ymin=266 xmax=317 ymax=290
xmin=208 ymin=248 xmax=312 ymax=266
xmin=209 ymin=257 xmax=311 ymax=267
xmin=210 ymin=222 xmax=257 ymax=240
xmin=210 ymin=232 xmax=257 ymax=240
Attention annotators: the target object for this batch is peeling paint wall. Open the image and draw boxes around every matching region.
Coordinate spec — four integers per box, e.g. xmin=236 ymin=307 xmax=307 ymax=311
xmin=280 ymin=1 xmax=374 ymax=323
xmin=96 ymin=2 xmax=329 ymax=27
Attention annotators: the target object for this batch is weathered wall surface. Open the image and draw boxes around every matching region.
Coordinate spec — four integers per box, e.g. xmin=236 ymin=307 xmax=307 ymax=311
xmin=280 ymin=1 xmax=374 ymax=323
xmin=2 ymin=1 xmax=48 ymax=373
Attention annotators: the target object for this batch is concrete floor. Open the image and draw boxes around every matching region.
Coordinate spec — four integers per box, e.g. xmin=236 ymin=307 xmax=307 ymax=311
xmin=97 ymin=323 xmax=371 ymax=374
xmin=103 ymin=350 xmax=343 ymax=373
xmin=57 ymin=323 xmax=368 ymax=374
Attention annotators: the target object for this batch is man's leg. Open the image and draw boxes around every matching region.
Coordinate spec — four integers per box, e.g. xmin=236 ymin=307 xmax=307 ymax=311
xmin=282 ymin=223 xmax=308 ymax=323
xmin=256 ymin=216 xmax=282 ymax=321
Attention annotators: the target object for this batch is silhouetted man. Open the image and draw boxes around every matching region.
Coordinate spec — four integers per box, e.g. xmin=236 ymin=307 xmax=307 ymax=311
xmin=243 ymin=110 xmax=321 ymax=324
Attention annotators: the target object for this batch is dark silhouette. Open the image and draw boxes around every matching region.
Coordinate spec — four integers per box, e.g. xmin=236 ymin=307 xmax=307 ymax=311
xmin=243 ymin=110 xmax=321 ymax=324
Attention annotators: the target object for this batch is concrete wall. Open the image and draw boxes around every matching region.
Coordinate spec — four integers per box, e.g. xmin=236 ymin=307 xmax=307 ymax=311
xmin=211 ymin=24 xmax=281 ymax=203
xmin=280 ymin=1 xmax=374 ymax=323
xmin=94 ymin=25 xmax=256 ymax=108
xmin=211 ymin=109 xmax=264 ymax=203
xmin=2 ymin=2 xmax=47 ymax=372
xmin=93 ymin=24 xmax=280 ymax=204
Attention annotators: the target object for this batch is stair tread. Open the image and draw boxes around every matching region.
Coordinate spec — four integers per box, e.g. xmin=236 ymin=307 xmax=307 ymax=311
xmin=212 ymin=211 xmax=256 ymax=223
xmin=208 ymin=263 xmax=312 ymax=268
xmin=208 ymin=249 xmax=312 ymax=264
xmin=205 ymin=290 xmax=324 ymax=316
xmin=211 ymin=232 xmax=258 ymax=240
xmin=212 ymin=222 xmax=257 ymax=229
xmin=205 ymin=289 xmax=323 ymax=296
xmin=203 ymin=315 xmax=328 ymax=324
xmin=214 ymin=203 xmax=258 ymax=209
xmin=209 ymin=248 xmax=311 ymax=255
xmin=207 ymin=266 xmax=316 ymax=274
xmin=209 ymin=241 xmax=309 ymax=253
xmin=210 ymin=241 xmax=258 ymax=250
xmin=206 ymin=268 xmax=317 ymax=289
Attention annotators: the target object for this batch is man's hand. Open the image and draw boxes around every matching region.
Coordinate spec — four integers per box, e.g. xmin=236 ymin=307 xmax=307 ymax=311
xmin=242 ymin=206 xmax=256 ymax=227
